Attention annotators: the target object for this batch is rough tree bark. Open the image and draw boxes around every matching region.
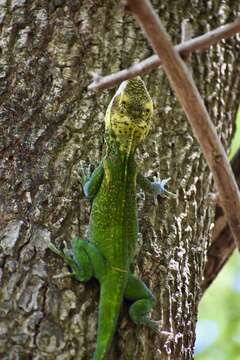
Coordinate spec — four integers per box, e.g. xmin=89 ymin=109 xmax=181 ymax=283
xmin=0 ymin=1 xmax=239 ymax=359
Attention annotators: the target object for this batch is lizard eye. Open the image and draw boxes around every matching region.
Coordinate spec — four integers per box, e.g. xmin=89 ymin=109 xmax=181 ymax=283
xmin=146 ymin=108 xmax=150 ymax=113
xmin=122 ymin=100 xmax=126 ymax=105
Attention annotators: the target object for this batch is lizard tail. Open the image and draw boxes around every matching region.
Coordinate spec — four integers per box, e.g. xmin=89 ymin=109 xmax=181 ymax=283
xmin=93 ymin=273 xmax=126 ymax=360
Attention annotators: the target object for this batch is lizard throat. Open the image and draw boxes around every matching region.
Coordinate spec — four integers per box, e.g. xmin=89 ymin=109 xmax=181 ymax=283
xmin=108 ymin=116 xmax=150 ymax=153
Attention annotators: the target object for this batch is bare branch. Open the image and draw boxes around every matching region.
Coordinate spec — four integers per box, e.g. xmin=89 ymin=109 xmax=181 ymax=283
xmin=203 ymin=148 xmax=240 ymax=291
xmin=127 ymin=0 xmax=240 ymax=249
xmin=88 ymin=18 xmax=240 ymax=91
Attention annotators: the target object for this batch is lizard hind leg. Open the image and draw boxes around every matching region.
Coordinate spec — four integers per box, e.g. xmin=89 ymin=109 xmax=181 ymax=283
xmin=124 ymin=273 xmax=159 ymax=333
xmin=71 ymin=237 xmax=106 ymax=282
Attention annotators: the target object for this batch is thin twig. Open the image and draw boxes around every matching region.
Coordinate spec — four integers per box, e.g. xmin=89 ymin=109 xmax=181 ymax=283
xmin=127 ymin=0 xmax=240 ymax=250
xmin=88 ymin=18 xmax=240 ymax=91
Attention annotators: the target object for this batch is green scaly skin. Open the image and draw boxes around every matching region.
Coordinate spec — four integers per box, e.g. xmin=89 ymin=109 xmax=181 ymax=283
xmin=49 ymin=77 xmax=175 ymax=360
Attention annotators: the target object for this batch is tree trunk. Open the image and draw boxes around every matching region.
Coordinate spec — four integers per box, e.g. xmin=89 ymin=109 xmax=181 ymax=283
xmin=0 ymin=1 xmax=239 ymax=359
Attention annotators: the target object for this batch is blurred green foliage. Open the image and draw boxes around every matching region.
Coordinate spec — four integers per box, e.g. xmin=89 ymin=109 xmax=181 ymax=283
xmin=196 ymin=252 xmax=240 ymax=359
xmin=196 ymin=109 xmax=240 ymax=359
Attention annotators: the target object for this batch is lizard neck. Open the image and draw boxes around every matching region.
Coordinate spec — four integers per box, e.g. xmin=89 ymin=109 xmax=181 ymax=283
xmin=104 ymin=130 xmax=137 ymax=161
xmin=103 ymin=130 xmax=137 ymax=197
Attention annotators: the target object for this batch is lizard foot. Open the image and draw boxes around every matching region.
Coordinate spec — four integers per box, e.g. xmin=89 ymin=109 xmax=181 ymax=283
xmin=152 ymin=177 xmax=176 ymax=199
xmin=78 ymin=161 xmax=95 ymax=186
xmin=48 ymin=241 xmax=81 ymax=280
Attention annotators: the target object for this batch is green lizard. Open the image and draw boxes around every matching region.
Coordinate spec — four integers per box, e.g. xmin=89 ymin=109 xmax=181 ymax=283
xmin=49 ymin=77 xmax=174 ymax=359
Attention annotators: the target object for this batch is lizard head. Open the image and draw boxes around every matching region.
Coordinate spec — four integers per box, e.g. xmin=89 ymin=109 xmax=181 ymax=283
xmin=105 ymin=77 xmax=153 ymax=152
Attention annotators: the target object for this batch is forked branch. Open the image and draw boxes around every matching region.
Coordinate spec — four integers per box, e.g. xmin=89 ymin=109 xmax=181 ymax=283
xmin=88 ymin=18 xmax=240 ymax=91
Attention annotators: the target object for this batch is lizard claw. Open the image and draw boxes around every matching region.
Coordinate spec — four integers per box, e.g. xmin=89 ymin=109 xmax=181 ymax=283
xmin=160 ymin=177 xmax=171 ymax=186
